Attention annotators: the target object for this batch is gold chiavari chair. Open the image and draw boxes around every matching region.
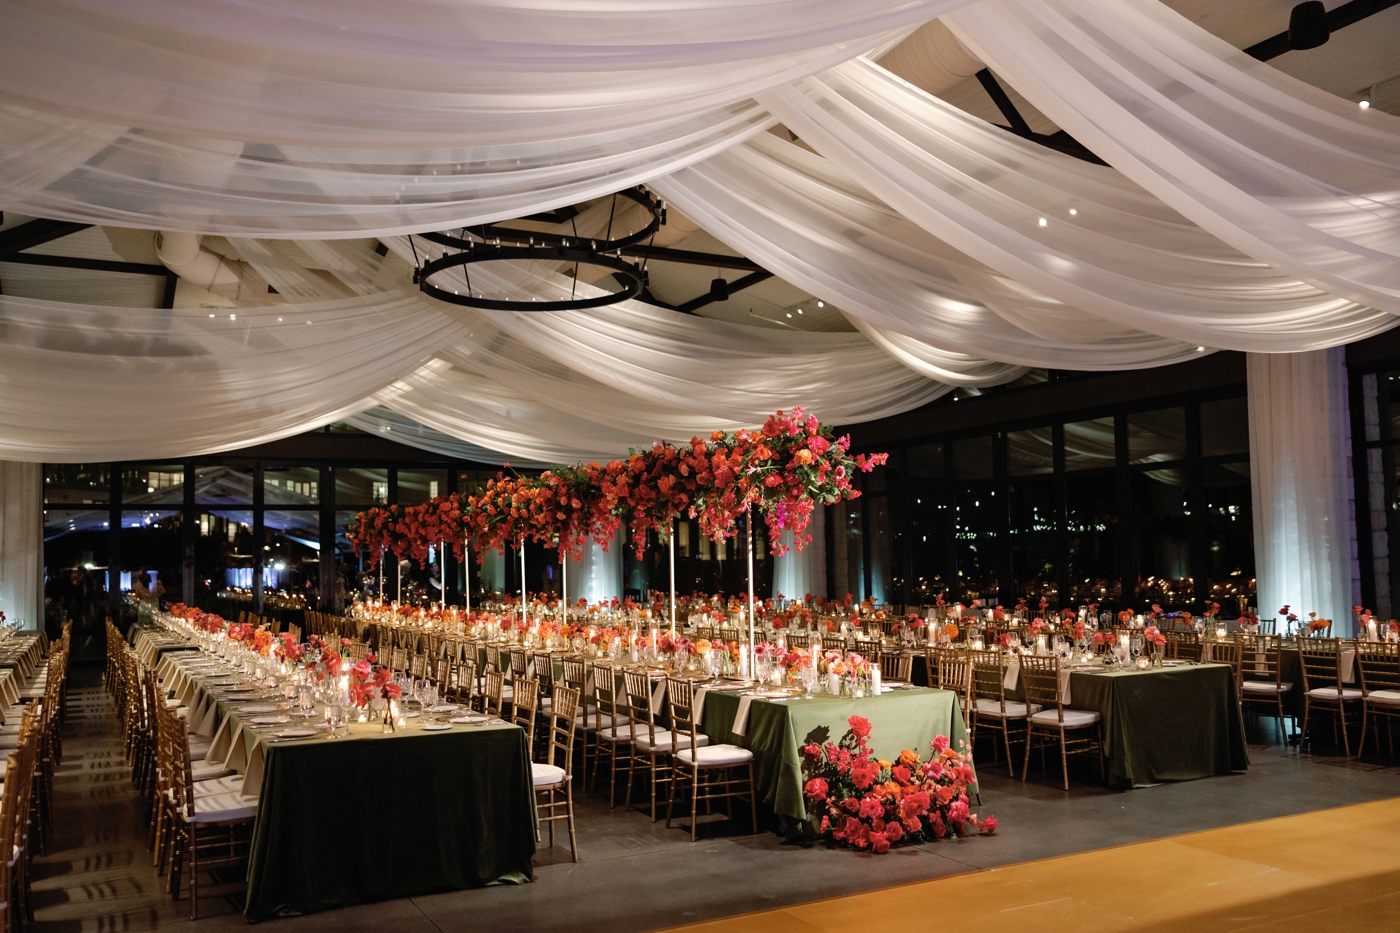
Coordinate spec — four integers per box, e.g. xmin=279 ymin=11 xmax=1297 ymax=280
xmin=969 ymin=648 xmax=1036 ymax=776
xmin=1020 ymin=656 xmax=1104 ymax=790
xmin=560 ymin=658 xmax=595 ymax=779
xmin=484 ymin=644 xmax=504 ymax=673
xmin=510 ymin=678 xmax=541 ymax=753
xmin=1207 ymin=637 xmax=1244 ymax=694
xmin=590 ymin=663 xmax=633 ymax=805
xmin=346 ymin=641 xmax=369 ymax=661
xmin=165 ymin=714 xmax=259 ymax=919
xmin=1257 ymin=617 xmax=1278 ymax=635
xmin=482 ymin=669 xmax=506 ymax=718
xmin=1239 ymin=634 xmax=1295 ymax=741
xmin=1166 ymin=631 xmax=1203 ymax=661
xmin=718 ymin=627 xmax=740 ymax=645
xmin=508 ymin=648 xmax=530 ymax=684
xmin=407 ymin=653 xmax=428 ymax=682
xmin=286 ymin=623 xmax=301 ymax=642
xmin=785 ymin=632 xmax=811 ymax=650
xmin=431 ymin=656 xmax=451 ymax=689
xmin=1356 ymin=641 xmax=1400 ymax=757
xmin=878 ymin=651 xmax=913 ymax=683
xmin=935 ymin=652 xmax=973 ymax=724
xmin=853 ymin=637 xmax=881 ymax=660
xmin=821 ymin=635 xmax=846 ymax=652
xmin=1297 ymin=636 xmax=1361 ymax=755
xmin=448 ymin=658 xmax=478 ymax=708
xmin=623 ymin=669 xmax=706 ymax=821
xmin=533 ymin=685 xmax=582 ymax=861
xmin=665 ymin=677 xmax=755 ymax=841
xmin=388 ymin=646 xmax=408 ymax=673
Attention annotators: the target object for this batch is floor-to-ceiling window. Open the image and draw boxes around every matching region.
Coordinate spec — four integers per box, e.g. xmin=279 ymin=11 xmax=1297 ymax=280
xmin=833 ymin=383 xmax=1253 ymax=614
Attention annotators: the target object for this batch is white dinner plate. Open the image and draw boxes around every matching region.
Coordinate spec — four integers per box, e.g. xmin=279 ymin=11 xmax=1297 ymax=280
xmin=449 ymin=714 xmax=489 ymax=723
xmin=237 ymin=705 xmax=282 ymax=713
xmin=421 ymin=723 xmax=453 ymax=731
xmin=248 ymin=716 xmax=291 ymax=725
xmin=427 ymin=704 xmax=459 ymax=712
xmin=274 ymin=729 xmax=317 ymax=738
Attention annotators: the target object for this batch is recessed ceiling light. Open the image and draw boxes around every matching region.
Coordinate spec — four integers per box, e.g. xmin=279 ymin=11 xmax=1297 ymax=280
xmin=1038 ymin=217 xmax=1048 ymax=227
xmin=786 ymin=312 xmax=792 ymax=318
xmin=208 ymin=313 xmax=215 ymax=318
xmin=229 ymin=313 xmax=236 ymax=320
xmin=816 ymin=301 xmax=824 ymax=308
xmin=1196 ymin=346 xmax=1205 ymax=351
xmin=1359 ymin=98 xmax=1371 ymax=109
xmin=1069 ymin=208 xmax=1078 ymax=216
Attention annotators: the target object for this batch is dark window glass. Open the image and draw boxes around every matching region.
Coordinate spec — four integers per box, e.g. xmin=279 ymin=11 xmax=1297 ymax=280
xmin=397 ymin=469 xmax=447 ymax=505
xmin=953 ymin=485 xmax=1000 ymax=602
xmin=1066 ymin=475 xmax=1120 ymax=602
xmin=1203 ymin=465 xmax=1254 ymax=613
xmin=1130 ymin=470 xmax=1191 ymax=606
xmin=1063 ymin=417 xmax=1116 ymax=471
xmin=195 ymin=466 xmax=254 ymax=506
xmin=866 ymin=449 xmax=902 ymax=494
xmin=909 ymin=489 xmax=952 ymax=604
xmin=953 ymin=436 xmax=994 ymax=479
xmin=1128 ymin=408 xmax=1187 ymax=464
xmin=1007 ymin=428 xmax=1054 ymax=476
xmin=336 ymin=468 xmax=388 ymax=506
xmin=43 ymin=464 xmax=110 ymax=506
xmin=124 ymin=465 xmax=186 ymax=505
xmin=263 ymin=511 xmax=321 ymax=598
xmin=264 ymin=467 xmax=320 ymax=505
xmin=908 ymin=444 xmax=944 ymax=482
xmin=1201 ymin=397 xmax=1249 ymax=457
xmin=1009 ymin=481 xmax=1059 ymax=607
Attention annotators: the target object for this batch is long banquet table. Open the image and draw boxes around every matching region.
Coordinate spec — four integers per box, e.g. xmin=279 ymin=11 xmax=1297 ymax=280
xmin=699 ymin=685 xmax=972 ymax=835
xmin=157 ymin=650 xmax=537 ymax=921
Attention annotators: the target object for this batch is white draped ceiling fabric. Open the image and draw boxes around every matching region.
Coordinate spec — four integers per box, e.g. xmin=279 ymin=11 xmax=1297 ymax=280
xmin=2 ymin=0 xmax=1399 ymax=624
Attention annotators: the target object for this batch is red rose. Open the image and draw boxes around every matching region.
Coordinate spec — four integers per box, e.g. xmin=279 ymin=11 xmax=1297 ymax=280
xmin=804 ymin=777 xmax=827 ymax=802
xmin=886 ymin=821 xmax=904 ymax=842
xmin=869 ymin=831 xmax=891 ymax=854
xmin=848 ymin=715 xmax=872 ymax=740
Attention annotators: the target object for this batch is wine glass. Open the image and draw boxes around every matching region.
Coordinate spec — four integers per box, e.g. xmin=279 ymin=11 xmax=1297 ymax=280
xmin=297 ymin=683 xmax=316 ymax=721
xmin=1130 ymin=634 xmax=1144 ymax=665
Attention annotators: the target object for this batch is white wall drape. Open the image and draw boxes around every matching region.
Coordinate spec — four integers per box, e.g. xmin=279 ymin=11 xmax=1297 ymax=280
xmin=772 ymin=504 xmax=827 ymax=601
xmin=0 ymin=462 xmax=42 ymax=629
xmin=1248 ymin=349 xmax=1358 ymax=633
xmin=567 ymin=531 xmax=624 ymax=605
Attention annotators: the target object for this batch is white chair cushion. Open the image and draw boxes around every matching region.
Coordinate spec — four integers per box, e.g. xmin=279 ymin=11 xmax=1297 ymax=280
xmin=192 ymin=775 xmax=250 ymax=799
xmin=1366 ymin=689 xmax=1400 ymax=706
xmin=973 ymin=698 xmax=1042 ymax=719
xmin=1242 ymin=681 xmax=1291 ymax=693
xmin=674 ymin=744 xmax=753 ymax=768
xmin=531 ymin=763 xmax=567 ymax=787
xmin=189 ymin=793 xmax=257 ymax=823
xmin=1307 ymin=687 xmax=1363 ymax=700
xmin=575 ymin=712 xmax=629 ymax=732
xmin=191 ymin=761 xmax=233 ymax=782
xmin=1030 ymin=708 xmax=1101 ymax=728
xmin=632 ymin=730 xmax=709 ymax=754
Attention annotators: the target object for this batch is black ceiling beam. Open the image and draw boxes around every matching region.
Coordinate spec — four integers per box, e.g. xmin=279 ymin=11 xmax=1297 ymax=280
xmin=0 ymin=253 xmax=169 ymax=276
xmin=1245 ymin=0 xmax=1399 ymax=60
xmin=974 ymin=69 xmax=1108 ymax=166
xmin=675 ymin=270 xmax=773 ymax=315
xmin=617 ymin=243 xmax=762 ymax=271
xmin=0 ymin=219 xmax=92 ymax=258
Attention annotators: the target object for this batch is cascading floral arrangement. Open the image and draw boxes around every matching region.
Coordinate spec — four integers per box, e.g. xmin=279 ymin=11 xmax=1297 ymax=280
xmin=802 ymin=716 xmax=996 ymax=853
xmin=347 ymin=408 xmax=886 ymax=569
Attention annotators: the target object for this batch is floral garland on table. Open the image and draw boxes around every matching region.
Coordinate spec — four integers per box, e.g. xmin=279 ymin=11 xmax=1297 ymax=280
xmin=802 ymin=716 xmax=996 ymax=853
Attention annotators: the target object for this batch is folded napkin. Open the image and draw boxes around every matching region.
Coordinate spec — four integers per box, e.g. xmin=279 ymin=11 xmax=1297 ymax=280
xmin=732 ymin=694 xmax=757 ymax=737
xmin=693 ymin=686 xmax=711 ymax=722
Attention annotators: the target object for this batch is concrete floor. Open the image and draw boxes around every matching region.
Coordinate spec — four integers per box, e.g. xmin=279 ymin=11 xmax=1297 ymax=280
xmin=30 ymin=664 xmax=1400 ymax=933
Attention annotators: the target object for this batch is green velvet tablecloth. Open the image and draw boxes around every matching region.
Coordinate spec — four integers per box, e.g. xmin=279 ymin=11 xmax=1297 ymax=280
xmin=1067 ymin=663 xmax=1248 ymax=789
xmin=244 ymin=724 xmax=536 ymax=921
xmin=699 ymin=687 xmax=970 ymax=835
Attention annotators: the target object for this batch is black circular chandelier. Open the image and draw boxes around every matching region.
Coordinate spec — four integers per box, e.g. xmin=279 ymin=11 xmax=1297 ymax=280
xmin=412 ymin=187 xmax=665 ymax=312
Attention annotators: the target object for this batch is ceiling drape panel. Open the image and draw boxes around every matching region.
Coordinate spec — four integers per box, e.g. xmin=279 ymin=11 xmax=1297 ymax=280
xmin=0 ymin=103 xmax=775 ymax=237
xmin=652 ymin=133 xmax=1204 ymax=368
xmin=0 ymin=0 xmax=962 ymax=146
xmin=764 ymin=58 xmax=1399 ymax=352
xmin=377 ymin=235 xmax=952 ymax=423
xmin=945 ymin=0 xmax=1400 ymax=316
xmin=343 ymin=406 xmax=540 ymax=467
xmin=0 ymin=292 xmax=463 ymax=462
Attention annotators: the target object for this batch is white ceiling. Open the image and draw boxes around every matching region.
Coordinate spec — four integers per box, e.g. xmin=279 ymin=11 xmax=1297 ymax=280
xmin=3 ymin=1 xmax=1397 ymax=332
